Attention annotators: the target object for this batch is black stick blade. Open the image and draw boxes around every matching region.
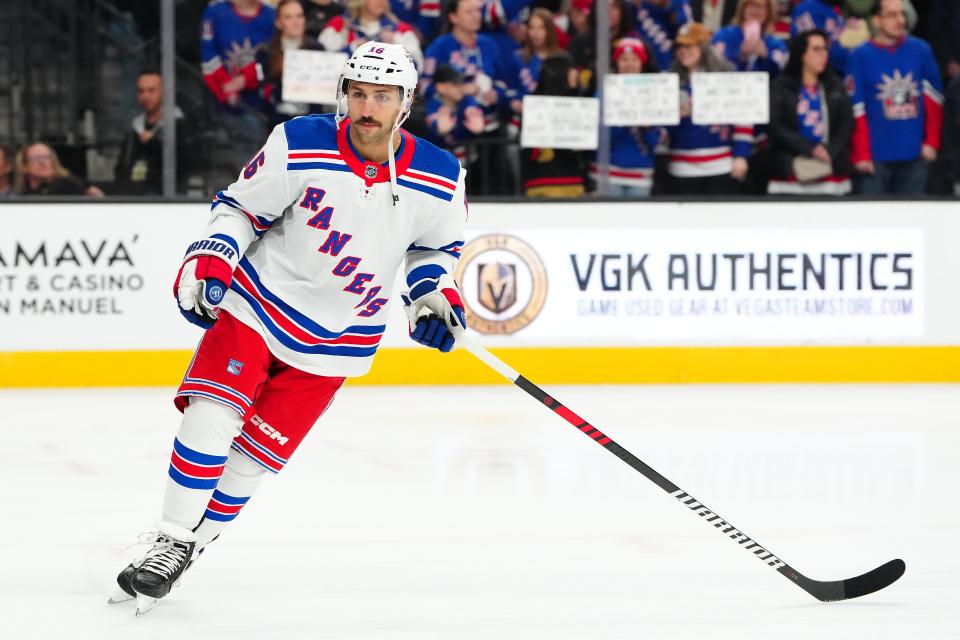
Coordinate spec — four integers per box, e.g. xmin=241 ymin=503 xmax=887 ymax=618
xmin=839 ymin=559 xmax=906 ymax=601
xmin=784 ymin=559 xmax=906 ymax=602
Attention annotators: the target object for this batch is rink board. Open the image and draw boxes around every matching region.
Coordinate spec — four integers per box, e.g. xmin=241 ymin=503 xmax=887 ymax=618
xmin=1 ymin=201 xmax=958 ymax=386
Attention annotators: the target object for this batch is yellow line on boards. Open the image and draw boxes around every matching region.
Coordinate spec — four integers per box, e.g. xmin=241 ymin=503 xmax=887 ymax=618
xmin=1 ymin=346 xmax=958 ymax=388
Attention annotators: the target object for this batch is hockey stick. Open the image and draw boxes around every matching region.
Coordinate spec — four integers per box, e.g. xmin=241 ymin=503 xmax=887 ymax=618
xmin=455 ymin=332 xmax=905 ymax=602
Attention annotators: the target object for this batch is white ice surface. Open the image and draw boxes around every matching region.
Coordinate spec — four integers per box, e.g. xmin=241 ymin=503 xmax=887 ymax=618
xmin=1 ymin=384 xmax=958 ymax=639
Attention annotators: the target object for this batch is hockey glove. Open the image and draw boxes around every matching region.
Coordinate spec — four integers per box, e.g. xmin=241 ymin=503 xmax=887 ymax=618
xmin=403 ymin=273 xmax=467 ymax=353
xmin=174 ymin=236 xmax=238 ymax=329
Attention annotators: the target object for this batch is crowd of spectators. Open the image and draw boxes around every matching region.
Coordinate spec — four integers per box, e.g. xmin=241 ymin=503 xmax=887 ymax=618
xmin=3 ymin=0 xmax=960 ymax=199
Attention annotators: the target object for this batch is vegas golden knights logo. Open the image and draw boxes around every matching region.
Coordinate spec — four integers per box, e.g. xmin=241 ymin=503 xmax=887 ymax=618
xmin=455 ymin=234 xmax=547 ymax=335
xmin=476 ymin=263 xmax=517 ymax=314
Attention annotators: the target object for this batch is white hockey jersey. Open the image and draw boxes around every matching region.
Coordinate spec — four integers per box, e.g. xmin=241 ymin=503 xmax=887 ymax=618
xmin=197 ymin=113 xmax=467 ymax=377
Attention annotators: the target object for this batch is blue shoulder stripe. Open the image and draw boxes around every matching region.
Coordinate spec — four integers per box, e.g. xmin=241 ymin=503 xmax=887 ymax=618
xmin=283 ymin=113 xmax=339 ymax=151
xmin=407 ymin=135 xmax=461 ymax=183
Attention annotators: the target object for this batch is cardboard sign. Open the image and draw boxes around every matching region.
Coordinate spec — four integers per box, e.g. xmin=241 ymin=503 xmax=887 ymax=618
xmin=520 ymin=96 xmax=600 ymax=150
xmin=603 ymin=73 xmax=680 ymax=126
xmin=691 ymin=72 xmax=769 ymax=125
xmin=282 ymin=49 xmax=349 ymax=104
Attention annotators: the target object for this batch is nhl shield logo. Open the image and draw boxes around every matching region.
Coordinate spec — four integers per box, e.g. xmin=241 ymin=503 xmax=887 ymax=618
xmin=364 ymin=164 xmax=378 ymax=180
xmin=476 ymin=262 xmax=517 ymax=314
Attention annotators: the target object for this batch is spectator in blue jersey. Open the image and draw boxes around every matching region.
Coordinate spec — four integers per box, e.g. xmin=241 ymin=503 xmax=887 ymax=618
xmin=515 ymin=8 xmax=566 ymax=96
xmin=846 ymin=0 xmax=944 ymax=195
xmin=320 ymin=0 xmax=423 ymax=69
xmin=768 ymin=30 xmax=853 ymax=195
xmin=569 ymin=0 xmax=638 ymax=93
xmin=523 ymin=53 xmax=587 ymax=196
xmin=266 ymin=0 xmax=326 ymax=127
xmin=421 ymin=0 xmax=518 ymax=135
xmin=478 ymin=0 xmax=532 ymax=91
xmin=712 ymin=0 xmax=789 ymax=76
xmin=201 ymin=0 xmax=275 ymax=110
xmin=791 ymin=0 xmax=853 ymax=72
xmin=592 ymin=38 xmax=664 ymax=197
xmin=666 ymin=23 xmax=752 ymax=195
xmin=201 ymin=0 xmax=276 ymax=160
xmin=635 ymin=0 xmax=692 ymax=71
xmin=0 ymin=145 xmax=14 ymax=196
xmin=390 ymin=0 xmax=443 ymax=42
xmin=425 ymin=65 xmax=488 ymax=163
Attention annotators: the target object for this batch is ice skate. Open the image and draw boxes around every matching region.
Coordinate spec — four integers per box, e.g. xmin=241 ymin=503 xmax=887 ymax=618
xmin=106 ymin=564 xmax=137 ymax=604
xmin=120 ymin=522 xmax=198 ymax=616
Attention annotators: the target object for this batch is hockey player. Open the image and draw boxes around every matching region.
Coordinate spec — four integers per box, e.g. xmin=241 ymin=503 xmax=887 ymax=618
xmin=110 ymin=42 xmax=468 ymax=615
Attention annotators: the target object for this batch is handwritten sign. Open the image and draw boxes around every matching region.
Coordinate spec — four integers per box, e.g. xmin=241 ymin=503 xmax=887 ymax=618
xmin=282 ymin=50 xmax=349 ymax=104
xmin=603 ymin=73 xmax=680 ymax=126
xmin=521 ymin=96 xmax=600 ymax=150
xmin=691 ymin=72 xmax=769 ymax=125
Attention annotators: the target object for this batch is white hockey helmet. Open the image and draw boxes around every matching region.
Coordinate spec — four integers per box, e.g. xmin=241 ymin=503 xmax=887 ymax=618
xmin=335 ymin=42 xmax=418 ymax=125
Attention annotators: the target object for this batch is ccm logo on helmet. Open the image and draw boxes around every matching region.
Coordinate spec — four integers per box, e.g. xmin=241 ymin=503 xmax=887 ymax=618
xmin=358 ymin=65 xmax=380 ymax=70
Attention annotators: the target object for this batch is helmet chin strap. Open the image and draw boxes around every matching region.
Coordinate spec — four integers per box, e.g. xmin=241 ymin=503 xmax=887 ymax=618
xmin=387 ymin=98 xmax=411 ymax=207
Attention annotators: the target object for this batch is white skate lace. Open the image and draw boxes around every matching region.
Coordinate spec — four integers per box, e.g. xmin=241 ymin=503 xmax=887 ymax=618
xmin=133 ymin=533 xmax=190 ymax=579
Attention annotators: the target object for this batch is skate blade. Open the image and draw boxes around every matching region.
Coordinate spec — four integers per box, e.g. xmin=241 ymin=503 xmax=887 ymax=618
xmin=107 ymin=587 xmax=135 ymax=604
xmin=135 ymin=593 xmax=159 ymax=616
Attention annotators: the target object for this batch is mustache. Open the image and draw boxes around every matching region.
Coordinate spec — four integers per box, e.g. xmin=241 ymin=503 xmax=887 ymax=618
xmin=356 ymin=118 xmax=380 ymax=126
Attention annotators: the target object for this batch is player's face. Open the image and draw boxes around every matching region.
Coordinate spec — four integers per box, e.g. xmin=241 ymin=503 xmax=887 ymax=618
xmin=276 ymin=1 xmax=305 ymax=39
xmin=137 ymin=74 xmax=163 ymax=113
xmin=346 ymin=81 xmax=403 ymax=145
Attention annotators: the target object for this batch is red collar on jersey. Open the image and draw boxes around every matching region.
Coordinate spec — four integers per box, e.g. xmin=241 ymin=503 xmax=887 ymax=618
xmin=337 ymin=118 xmax=416 ymax=187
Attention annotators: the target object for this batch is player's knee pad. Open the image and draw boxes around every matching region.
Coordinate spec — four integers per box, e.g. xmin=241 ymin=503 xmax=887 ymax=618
xmin=177 ymin=397 xmax=244 ymax=450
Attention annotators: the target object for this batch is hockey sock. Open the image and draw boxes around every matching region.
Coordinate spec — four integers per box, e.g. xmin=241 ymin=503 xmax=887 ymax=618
xmin=163 ymin=398 xmax=243 ymax=529
xmin=193 ymin=447 xmax=267 ymax=549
